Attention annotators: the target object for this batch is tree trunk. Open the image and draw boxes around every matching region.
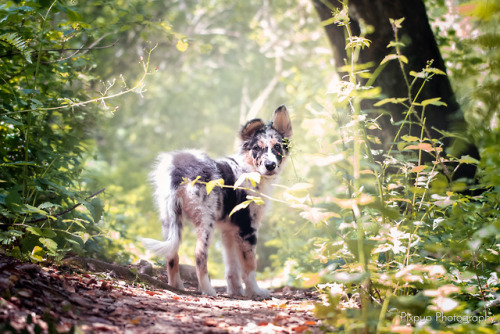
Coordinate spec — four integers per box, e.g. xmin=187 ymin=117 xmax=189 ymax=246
xmin=312 ymin=0 xmax=478 ymax=180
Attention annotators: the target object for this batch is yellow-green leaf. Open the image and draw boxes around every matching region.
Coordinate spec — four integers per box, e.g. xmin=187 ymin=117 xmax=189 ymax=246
xmin=30 ymin=246 xmax=45 ymax=262
xmin=421 ymin=97 xmax=447 ymax=107
xmin=229 ymin=200 xmax=252 ymax=217
xmin=176 ymin=39 xmax=189 ymax=52
xmin=206 ymin=178 xmax=224 ymax=195
xmin=234 ymin=172 xmax=261 ymax=188
xmin=374 ymin=97 xmax=407 ymax=107
xmin=190 ymin=176 xmax=201 ymax=186
xmin=401 ymin=135 xmax=420 ymax=142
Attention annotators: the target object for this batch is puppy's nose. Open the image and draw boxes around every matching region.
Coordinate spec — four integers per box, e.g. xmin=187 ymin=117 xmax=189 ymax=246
xmin=264 ymin=161 xmax=276 ymax=171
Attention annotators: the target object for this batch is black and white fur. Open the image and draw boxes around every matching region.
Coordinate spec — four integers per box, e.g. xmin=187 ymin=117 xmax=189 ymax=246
xmin=142 ymin=105 xmax=292 ymax=298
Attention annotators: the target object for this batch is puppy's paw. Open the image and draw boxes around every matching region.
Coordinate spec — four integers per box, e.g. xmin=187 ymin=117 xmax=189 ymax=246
xmin=227 ymin=286 xmax=245 ymax=297
xmin=170 ymin=279 xmax=185 ymax=291
xmin=246 ymin=287 xmax=270 ymax=299
xmin=201 ymin=286 xmax=217 ymax=297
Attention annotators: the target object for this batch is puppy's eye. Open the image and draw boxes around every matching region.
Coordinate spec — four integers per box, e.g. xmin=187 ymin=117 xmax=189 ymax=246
xmin=273 ymin=143 xmax=281 ymax=150
xmin=252 ymin=145 xmax=260 ymax=151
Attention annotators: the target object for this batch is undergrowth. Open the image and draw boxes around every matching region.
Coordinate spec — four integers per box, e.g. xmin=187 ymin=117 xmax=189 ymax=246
xmin=0 ymin=1 xmax=157 ymax=263
xmin=297 ymin=3 xmax=500 ymax=333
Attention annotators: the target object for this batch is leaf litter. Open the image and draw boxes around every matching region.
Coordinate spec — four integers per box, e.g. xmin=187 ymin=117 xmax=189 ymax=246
xmin=0 ymin=254 xmax=324 ymax=333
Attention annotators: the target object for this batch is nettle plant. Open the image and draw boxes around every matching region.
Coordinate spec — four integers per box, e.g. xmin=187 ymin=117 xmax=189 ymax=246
xmin=301 ymin=5 xmax=499 ymax=334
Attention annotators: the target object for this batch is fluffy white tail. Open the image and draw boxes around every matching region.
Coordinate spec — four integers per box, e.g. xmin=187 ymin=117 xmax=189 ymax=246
xmin=141 ymin=236 xmax=179 ymax=258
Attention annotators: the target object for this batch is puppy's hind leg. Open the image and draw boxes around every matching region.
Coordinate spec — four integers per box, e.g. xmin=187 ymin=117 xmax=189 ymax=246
xmin=166 ymin=253 xmax=184 ymax=290
xmin=194 ymin=222 xmax=217 ymax=296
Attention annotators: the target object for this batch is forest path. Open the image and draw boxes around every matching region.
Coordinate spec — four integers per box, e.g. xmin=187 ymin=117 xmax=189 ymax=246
xmin=0 ymin=254 xmax=323 ymax=333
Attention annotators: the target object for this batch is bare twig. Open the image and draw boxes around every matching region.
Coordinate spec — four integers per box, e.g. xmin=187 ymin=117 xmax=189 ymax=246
xmin=26 ymin=188 xmax=106 ymax=224
xmin=0 ymin=37 xmax=119 ymax=59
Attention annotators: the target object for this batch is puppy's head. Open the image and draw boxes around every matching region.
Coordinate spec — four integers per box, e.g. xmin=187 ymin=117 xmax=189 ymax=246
xmin=240 ymin=105 xmax=293 ymax=177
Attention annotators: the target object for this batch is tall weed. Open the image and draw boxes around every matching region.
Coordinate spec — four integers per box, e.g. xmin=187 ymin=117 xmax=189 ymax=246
xmin=301 ymin=3 xmax=499 ymax=333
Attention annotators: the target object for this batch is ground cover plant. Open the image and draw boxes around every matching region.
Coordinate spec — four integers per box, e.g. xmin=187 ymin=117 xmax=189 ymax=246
xmin=297 ymin=1 xmax=500 ymax=333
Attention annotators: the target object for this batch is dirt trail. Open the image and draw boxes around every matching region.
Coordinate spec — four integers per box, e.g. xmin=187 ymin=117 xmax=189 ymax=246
xmin=0 ymin=254 xmax=323 ymax=333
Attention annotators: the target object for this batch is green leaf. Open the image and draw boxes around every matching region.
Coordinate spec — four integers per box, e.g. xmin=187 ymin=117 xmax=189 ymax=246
xmin=21 ymin=204 xmax=48 ymax=216
xmin=5 ymin=190 xmax=22 ymax=208
xmin=380 ymin=54 xmax=407 ymax=65
xmin=38 ymin=202 xmax=61 ymax=210
xmin=1 ymin=116 xmax=23 ymax=126
xmin=346 ymin=239 xmax=377 ymax=264
xmin=26 ymin=227 xmax=56 ymax=238
xmin=390 ymin=17 xmax=405 ymax=29
xmin=66 ymin=9 xmax=83 ymax=22
xmin=41 ymin=228 xmax=57 ymax=238
xmin=387 ymin=41 xmax=405 ymax=48
xmin=26 ymin=226 xmax=43 ymax=236
xmin=410 ymin=70 xmax=425 ymax=78
xmin=84 ymin=198 xmax=104 ymax=224
xmin=424 ymin=67 xmax=446 ymax=75
xmin=390 ymin=293 xmax=429 ymax=316
xmin=39 ymin=237 xmax=58 ymax=252
xmin=459 ymin=155 xmax=479 ymax=165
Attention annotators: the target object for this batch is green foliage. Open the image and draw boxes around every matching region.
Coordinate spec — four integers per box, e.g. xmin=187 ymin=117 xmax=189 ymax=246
xmin=296 ymin=1 xmax=500 ymax=332
xmin=0 ymin=0 xmax=163 ymax=263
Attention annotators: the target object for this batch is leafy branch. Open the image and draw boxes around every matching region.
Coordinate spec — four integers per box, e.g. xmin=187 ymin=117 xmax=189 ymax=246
xmin=0 ymin=44 xmax=158 ymax=117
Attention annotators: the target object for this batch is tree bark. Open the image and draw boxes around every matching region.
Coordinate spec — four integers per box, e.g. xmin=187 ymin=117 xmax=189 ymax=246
xmin=312 ymin=0 xmax=478 ymax=180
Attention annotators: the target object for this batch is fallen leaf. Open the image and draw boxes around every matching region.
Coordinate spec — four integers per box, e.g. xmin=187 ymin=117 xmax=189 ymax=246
xmin=204 ymin=318 xmax=218 ymax=327
xmin=293 ymin=325 xmax=310 ymax=333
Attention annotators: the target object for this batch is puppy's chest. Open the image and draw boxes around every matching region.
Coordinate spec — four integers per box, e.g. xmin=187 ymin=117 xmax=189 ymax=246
xmin=214 ymin=184 xmax=271 ymax=229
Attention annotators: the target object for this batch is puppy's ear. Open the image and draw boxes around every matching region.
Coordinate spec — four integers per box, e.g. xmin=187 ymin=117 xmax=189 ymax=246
xmin=271 ymin=105 xmax=292 ymax=138
xmin=240 ymin=119 xmax=266 ymax=141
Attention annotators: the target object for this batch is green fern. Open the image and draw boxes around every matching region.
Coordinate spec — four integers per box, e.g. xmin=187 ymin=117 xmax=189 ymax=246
xmin=0 ymin=32 xmax=33 ymax=63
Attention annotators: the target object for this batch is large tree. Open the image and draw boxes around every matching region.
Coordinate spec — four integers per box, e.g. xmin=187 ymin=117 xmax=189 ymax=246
xmin=312 ymin=0 xmax=479 ymax=181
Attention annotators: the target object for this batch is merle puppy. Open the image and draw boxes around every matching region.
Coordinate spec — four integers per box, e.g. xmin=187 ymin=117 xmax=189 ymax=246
xmin=142 ymin=105 xmax=292 ymax=298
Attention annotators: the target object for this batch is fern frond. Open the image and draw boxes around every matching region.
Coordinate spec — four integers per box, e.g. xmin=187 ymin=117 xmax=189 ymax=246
xmin=0 ymin=32 xmax=33 ymax=63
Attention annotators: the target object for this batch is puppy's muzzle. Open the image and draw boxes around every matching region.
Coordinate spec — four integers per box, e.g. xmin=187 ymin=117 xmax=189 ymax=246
xmin=264 ymin=161 xmax=276 ymax=171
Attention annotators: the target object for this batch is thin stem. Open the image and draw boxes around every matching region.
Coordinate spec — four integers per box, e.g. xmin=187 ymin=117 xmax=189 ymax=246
xmin=23 ymin=0 xmax=57 ymax=202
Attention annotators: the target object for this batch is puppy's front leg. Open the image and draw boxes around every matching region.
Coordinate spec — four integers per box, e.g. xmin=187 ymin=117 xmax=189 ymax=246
xmin=238 ymin=237 xmax=270 ymax=299
xmin=221 ymin=230 xmax=245 ymax=296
